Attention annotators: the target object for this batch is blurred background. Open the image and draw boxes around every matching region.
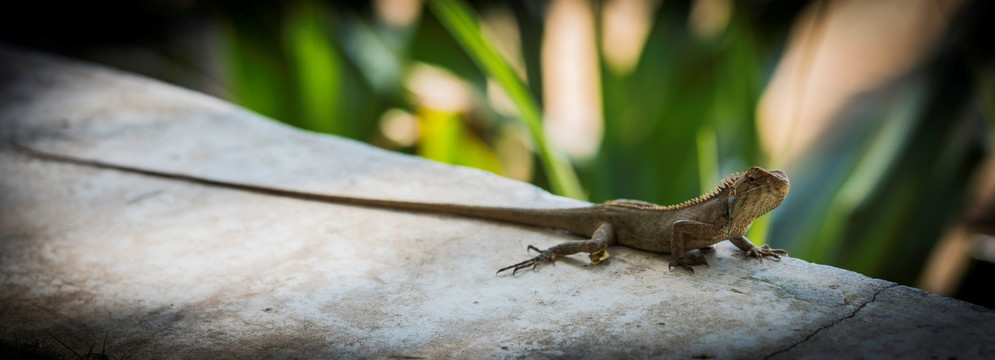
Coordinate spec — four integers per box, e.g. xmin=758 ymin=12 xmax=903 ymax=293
xmin=1 ymin=0 xmax=992 ymax=307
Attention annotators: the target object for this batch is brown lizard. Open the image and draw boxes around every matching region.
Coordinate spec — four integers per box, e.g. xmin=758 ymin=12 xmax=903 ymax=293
xmin=15 ymin=144 xmax=790 ymax=274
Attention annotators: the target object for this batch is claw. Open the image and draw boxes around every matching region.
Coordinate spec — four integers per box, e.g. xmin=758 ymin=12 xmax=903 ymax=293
xmin=497 ymin=246 xmax=555 ymax=275
xmin=762 ymin=244 xmax=789 ymax=256
xmin=744 ymin=244 xmax=789 ymax=262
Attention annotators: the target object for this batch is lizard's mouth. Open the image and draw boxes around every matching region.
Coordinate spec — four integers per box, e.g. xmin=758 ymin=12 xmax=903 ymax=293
xmin=744 ymin=181 xmax=789 ymax=194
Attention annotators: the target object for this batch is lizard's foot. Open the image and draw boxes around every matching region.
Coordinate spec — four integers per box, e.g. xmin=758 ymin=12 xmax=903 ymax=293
xmin=742 ymin=244 xmax=789 ymax=262
xmin=668 ymin=253 xmax=709 ymax=274
xmin=497 ymin=245 xmax=556 ymax=275
xmin=588 ymin=247 xmax=610 ymax=265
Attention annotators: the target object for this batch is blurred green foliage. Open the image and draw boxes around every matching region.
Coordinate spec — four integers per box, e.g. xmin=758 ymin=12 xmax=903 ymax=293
xmin=427 ymin=0 xmax=583 ymax=198
xmin=212 ymin=0 xmax=991 ymax=288
xmin=218 ymin=0 xmax=774 ymax=200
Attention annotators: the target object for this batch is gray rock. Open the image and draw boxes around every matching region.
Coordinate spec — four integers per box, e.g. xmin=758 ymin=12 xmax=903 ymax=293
xmin=1 ymin=46 xmax=992 ymax=359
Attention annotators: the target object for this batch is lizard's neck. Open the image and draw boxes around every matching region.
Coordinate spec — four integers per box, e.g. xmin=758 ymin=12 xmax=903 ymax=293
xmin=712 ymin=192 xmax=749 ymax=237
xmin=725 ymin=189 xmax=784 ymax=237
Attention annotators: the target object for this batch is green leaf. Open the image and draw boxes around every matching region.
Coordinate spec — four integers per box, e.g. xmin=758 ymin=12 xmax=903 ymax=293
xmin=426 ymin=0 xmax=584 ymax=199
xmin=283 ymin=0 xmax=346 ymax=135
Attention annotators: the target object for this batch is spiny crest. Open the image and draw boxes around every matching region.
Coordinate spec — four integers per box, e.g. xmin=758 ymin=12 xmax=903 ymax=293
xmin=661 ymin=171 xmax=743 ymax=210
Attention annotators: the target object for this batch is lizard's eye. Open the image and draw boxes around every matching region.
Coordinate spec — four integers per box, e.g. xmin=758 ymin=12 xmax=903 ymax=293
xmin=747 ymin=176 xmax=756 ymax=183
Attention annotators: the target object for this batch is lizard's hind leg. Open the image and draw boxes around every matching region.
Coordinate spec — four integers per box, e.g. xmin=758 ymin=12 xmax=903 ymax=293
xmin=497 ymin=223 xmax=616 ymax=275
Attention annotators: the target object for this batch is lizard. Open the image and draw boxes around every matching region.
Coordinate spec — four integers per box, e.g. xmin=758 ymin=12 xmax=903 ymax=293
xmin=13 ymin=143 xmax=790 ymax=274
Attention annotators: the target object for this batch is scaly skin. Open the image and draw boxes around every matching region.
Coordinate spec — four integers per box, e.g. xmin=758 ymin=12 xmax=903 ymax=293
xmin=16 ymin=144 xmax=789 ymax=275
xmin=494 ymin=166 xmax=791 ymax=274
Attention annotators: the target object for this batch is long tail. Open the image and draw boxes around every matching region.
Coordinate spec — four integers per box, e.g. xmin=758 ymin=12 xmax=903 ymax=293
xmin=12 ymin=143 xmax=599 ymax=235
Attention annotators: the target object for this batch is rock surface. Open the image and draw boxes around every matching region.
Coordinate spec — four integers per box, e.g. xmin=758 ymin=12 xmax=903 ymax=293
xmin=1 ymin=46 xmax=993 ymax=359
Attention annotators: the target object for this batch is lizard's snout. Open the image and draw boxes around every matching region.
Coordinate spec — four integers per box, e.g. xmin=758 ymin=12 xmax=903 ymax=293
xmin=769 ymin=169 xmax=789 ymax=185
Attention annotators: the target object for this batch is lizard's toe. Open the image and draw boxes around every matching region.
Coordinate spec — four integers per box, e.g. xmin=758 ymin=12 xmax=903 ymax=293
xmin=497 ymin=247 xmax=556 ymax=275
xmin=743 ymin=244 xmax=789 ymax=262
xmin=762 ymin=244 xmax=789 ymax=256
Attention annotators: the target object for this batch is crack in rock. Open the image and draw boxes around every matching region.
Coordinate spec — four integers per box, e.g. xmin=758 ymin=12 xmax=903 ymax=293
xmin=764 ymin=283 xmax=900 ymax=359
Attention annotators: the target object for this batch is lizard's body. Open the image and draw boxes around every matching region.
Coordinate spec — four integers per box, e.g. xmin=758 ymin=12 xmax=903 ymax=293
xmin=15 ymin=144 xmax=790 ymax=274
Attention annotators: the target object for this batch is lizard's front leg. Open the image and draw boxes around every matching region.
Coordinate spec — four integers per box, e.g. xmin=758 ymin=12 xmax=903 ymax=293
xmin=497 ymin=223 xmax=616 ymax=275
xmin=729 ymin=236 xmax=788 ymax=261
xmin=669 ymin=220 xmax=725 ymax=273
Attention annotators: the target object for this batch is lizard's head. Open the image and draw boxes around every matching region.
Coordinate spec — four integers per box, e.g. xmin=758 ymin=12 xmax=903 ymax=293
xmin=728 ymin=166 xmax=790 ymax=219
